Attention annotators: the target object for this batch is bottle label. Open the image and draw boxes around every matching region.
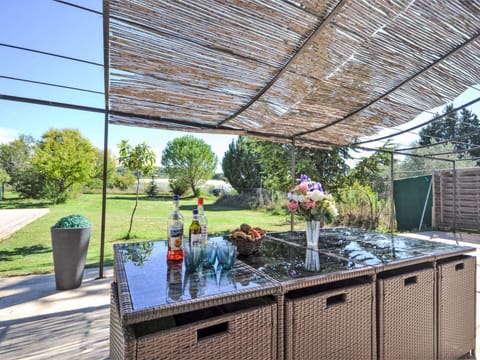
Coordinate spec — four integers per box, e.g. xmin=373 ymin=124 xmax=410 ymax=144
xmin=201 ymin=225 xmax=208 ymax=244
xmin=190 ymin=233 xmax=202 ymax=246
xmin=168 ymin=224 xmax=183 ymax=250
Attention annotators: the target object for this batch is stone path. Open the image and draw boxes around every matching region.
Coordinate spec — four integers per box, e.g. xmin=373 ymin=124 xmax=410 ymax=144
xmin=0 ymin=209 xmax=50 ymax=240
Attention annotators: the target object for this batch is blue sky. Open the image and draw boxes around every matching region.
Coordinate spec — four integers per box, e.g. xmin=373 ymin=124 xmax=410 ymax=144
xmin=1 ymin=0 xmax=479 ymax=168
xmin=0 ymin=0 xmax=237 ymax=171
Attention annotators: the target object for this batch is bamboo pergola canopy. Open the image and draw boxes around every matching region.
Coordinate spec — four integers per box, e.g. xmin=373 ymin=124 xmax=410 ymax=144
xmin=106 ymin=0 xmax=480 ymax=148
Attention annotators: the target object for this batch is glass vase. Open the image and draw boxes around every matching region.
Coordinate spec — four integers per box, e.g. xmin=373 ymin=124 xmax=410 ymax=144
xmin=305 ymin=220 xmax=323 ymax=271
xmin=305 ymin=220 xmax=322 ymax=248
xmin=305 ymin=248 xmax=321 ymax=272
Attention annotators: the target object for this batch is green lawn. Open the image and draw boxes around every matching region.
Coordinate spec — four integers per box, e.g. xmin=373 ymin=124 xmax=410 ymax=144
xmin=0 ymin=193 xmax=292 ymax=277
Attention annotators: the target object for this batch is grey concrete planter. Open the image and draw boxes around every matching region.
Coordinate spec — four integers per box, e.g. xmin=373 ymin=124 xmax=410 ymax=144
xmin=51 ymin=226 xmax=91 ymax=290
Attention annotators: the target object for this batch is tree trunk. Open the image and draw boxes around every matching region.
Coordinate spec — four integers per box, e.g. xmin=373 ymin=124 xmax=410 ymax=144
xmin=126 ymin=178 xmax=140 ymax=239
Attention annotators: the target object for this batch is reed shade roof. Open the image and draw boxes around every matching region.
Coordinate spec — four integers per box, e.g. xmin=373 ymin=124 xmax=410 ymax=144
xmin=106 ymin=0 xmax=480 ymax=148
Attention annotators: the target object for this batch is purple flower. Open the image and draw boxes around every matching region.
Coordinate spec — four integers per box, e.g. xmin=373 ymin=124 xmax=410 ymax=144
xmin=309 ymin=182 xmax=323 ymax=192
xmin=300 ymin=174 xmax=309 ymax=183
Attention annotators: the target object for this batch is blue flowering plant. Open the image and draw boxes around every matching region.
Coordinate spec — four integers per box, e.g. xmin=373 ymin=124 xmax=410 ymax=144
xmin=287 ymin=174 xmax=338 ymax=222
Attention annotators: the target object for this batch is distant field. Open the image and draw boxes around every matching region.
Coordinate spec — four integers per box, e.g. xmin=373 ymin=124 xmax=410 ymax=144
xmin=0 ymin=193 xmax=292 ymax=277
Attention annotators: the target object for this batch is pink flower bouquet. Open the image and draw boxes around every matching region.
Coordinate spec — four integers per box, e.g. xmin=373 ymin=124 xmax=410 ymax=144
xmin=288 ymin=174 xmax=338 ymax=222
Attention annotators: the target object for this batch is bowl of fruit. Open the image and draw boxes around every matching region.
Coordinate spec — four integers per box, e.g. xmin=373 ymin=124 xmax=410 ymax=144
xmin=229 ymin=223 xmax=267 ymax=256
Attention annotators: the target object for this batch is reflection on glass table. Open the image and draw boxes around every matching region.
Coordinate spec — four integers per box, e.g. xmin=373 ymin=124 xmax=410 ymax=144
xmin=239 ymin=237 xmax=364 ymax=282
xmin=266 ymin=228 xmax=474 ymax=265
xmin=115 ymin=240 xmax=273 ymax=311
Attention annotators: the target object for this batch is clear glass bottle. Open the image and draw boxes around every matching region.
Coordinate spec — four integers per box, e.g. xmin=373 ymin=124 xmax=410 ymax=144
xmin=189 ymin=209 xmax=202 ymax=246
xmin=167 ymin=195 xmax=184 ymax=261
xmin=197 ymin=197 xmax=208 ymax=245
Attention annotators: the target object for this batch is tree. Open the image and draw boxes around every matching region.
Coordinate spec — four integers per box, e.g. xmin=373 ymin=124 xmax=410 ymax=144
xmin=248 ymin=138 xmax=292 ymax=192
xmin=118 ymin=140 xmax=156 ymax=239
xmin=349 ymin=146 xmax=392 ymax=198
xmin=32 ymin=129 xmax=97 ymax=203
xmin=161 ymin=135 xmax=217 ymax=196
xmin=0 ymin=168 xmax=10 ymax=200
xmin=0 ymin=135 xmax=36 ymax=192
xmin=245 ymin=138 xmax=350 ymax=195
xmin=86 ymin=149 xmax=117 ymax=190
xmin=222 ymin=136 xmax=262 ymax=193
xmin=419 ymin=104 xmax=480 ymax=164
xmin=294 ymin=146 xmax=350 ymax=195
xmin=396 ymin=142 xmax=477 ymax=177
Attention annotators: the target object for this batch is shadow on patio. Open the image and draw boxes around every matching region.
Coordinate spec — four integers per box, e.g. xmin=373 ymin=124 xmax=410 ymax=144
xmin=0 ymin=267 xmax=112 ymax=360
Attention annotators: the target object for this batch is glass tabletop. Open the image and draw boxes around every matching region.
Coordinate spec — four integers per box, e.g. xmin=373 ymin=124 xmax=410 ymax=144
xmin=115 ymin=239 xmax=275 ymax=312
xmin=266 ymin=228 xmax=474 ymax=265
xmin=239 ymin=237 xmax=367 ymax=282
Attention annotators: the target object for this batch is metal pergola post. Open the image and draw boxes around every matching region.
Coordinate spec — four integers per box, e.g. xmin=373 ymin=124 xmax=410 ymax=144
xmin=98 ymin=0 xmax=110 ymax=279
xmin=389 ymin=152 xmax=395 ymax=233
xmin=453 ymin=160 xmax=457 ymax=233
xmin=290 ymin=143 xmax=296 ymax=232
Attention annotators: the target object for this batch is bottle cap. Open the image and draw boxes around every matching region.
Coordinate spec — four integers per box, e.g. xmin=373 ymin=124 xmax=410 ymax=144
xmin=192 ymin=209 xmax=198 ymax=215
xmin=197 ymin=197 xmax=204 ymax=205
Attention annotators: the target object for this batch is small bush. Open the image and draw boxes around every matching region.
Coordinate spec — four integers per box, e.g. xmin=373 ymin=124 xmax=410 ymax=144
xmin=53 ymin=214 xmax=91 ymax=228
xmin=336 ymin=182 xmax=387 ymax=230
xmin=169 ymin=179 xmax=189 ymax=196
xmin=145 ymin=180 xmax=159 ymax=196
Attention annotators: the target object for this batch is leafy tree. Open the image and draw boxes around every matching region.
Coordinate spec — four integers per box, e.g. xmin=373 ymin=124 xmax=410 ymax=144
xmin=0 ymin=168 xmax=10 ymax=200
xmin=14 ymin=166 xmax=50 ymax=199
xmin=396 ymin=142 xmax=477 ymax=177
xmin=111 ymin=170 xmax=136 ymax=191
xmin=161 ymin=135 xmax=217 ymax=196
xmin=294 ymin=146 xmax=350 ymax=195
xmin=32 ymin=129 xmax=97 ymax=203
xmin=245 ymin=138 xmax=292 ymax=191
xmin=222 ymin=136 xmax=262 ymax=193
xmin=245 ymin=138 xmax=350 ymax=195
xmin=419 ymin=104 xmax=457 ymax=144
xmin=118 ymin=140 xmax=156 ymax=239
xmin=86 ymin=149 xmax=117 ymax=190
xmin=0 ymin=135 xmax=36 ymax=190
xmin=419 ymin=104 xmax=480 ymax=164
xmin=349 ymin=146 xmax=392 ymax=198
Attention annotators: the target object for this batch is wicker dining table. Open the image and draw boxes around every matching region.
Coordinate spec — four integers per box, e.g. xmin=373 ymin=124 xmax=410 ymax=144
xmin=111 ymin=228 xmax=476 ymax=360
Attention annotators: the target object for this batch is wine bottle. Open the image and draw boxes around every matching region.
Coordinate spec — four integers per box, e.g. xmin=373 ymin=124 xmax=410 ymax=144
xmin=197 ymin=197 xmax=208 ymax=245
xmin=189 ymin=209 xmax=202 ymax=246
xmin=167 ymin=195 xmax=184 ymax=261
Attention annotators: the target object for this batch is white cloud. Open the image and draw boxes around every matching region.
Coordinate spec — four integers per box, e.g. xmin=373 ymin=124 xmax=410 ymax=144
xmin=0 ymin=128 xmax=19 ymax=144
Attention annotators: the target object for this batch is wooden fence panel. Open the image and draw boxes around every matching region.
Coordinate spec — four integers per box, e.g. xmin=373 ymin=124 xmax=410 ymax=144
xmin=432 ymin=168 xmax=480 ymax=232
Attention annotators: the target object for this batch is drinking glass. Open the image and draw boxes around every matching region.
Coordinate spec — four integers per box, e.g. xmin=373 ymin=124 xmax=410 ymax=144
xmin=202 ymin=243 xmax=217 ymax=269
xmin=216 ymin=243 xmax=237 ymax=271
xmin=183 ymin=245 xmax=204 ymax=273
